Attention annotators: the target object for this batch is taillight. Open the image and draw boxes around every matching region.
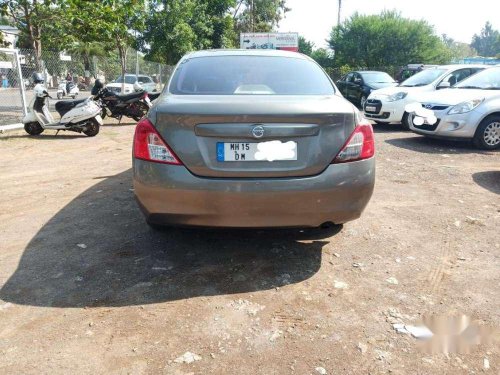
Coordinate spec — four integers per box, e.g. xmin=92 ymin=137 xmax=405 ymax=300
xmin=332 ymin=122 xmax=375 ymax=163
xmin=133 ymin=118 xmax=182 ymax=165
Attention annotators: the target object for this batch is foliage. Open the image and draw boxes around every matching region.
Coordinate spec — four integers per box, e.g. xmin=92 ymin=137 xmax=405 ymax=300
xmin=471 ymin=22 xmax=500 ymax=57
xmin=141 ymin=0 xmax=236 ymax=65
xmin=442 ymin=34 xmax=477 ymax=62
xmin=298 ymin=36 xmax=313 ymax=56
xmin=329 ymin=10 xmax=451 ymax=67
xmin=233 ymin=0 xmax=289 ymax=33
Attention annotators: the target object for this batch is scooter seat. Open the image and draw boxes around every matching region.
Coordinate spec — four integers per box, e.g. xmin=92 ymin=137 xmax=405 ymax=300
xmin=55 ymin=99 xmax=86 ymax=116
xmin=116 ymin=91 xmax=144 ymax=102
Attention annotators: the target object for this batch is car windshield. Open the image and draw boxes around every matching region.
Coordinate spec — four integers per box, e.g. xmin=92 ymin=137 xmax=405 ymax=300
xmin=169 ymin=55 xmax=335 ymax=95
xmin=400 ymin=69 xmax=447 ymax=87
xmin=361 ymin=72 xmax=395 ymax=83
xmin=454 ymin=68 xmax=500 ymax=89
xmin=114 ymin=75 xmax=137 ymax=84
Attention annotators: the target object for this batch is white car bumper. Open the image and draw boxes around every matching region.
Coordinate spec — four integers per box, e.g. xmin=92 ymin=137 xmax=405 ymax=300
xmin=363 ymin=95 xmax=407 ymax=123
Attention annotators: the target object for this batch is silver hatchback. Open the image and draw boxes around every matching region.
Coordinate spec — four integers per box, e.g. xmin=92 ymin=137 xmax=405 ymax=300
xmin=133 ymin=50 xmax=375 ymax=228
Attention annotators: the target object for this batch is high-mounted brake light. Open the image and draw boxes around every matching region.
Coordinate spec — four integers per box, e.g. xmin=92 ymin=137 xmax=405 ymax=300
xmin=133 ymin=118 xmax=182 ymax=165
xmin=332 ymin=122 xmax=375 ymax=163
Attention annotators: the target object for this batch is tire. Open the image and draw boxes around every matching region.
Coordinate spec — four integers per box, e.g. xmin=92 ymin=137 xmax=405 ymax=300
xmin=83 ymin=118 xmax=100 ymax=137
xmin=473 ymin=115 xmax=500 ymax=150
xmin=360 ymin=95 xmax=367 ymax=109
xmin=57 ymin=92 xmax=63 ymax=100
xmin=24 ymin=122 xmax=44 ymax=135
xmin=401 ymin=112 xmax=411 ymax=130
xmin=131 ymin=101 xmax=150 ymax=122
xmin=374 ymin=121 xmax=387 ymax=125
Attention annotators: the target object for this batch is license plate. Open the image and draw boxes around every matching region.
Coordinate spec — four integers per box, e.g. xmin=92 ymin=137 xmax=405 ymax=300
xmin=217 ymin=141 xmax=297 ymax=162
xmin=365 ymin=105 xmax=376 ymax=112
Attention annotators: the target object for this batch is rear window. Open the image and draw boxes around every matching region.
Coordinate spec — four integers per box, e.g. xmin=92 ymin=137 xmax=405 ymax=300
xmin=169 ymin=56 xmax=335 ymax=95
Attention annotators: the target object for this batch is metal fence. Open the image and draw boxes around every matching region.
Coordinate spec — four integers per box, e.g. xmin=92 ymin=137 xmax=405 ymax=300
xmin=0 ymin=48 xmax=174 ymax=126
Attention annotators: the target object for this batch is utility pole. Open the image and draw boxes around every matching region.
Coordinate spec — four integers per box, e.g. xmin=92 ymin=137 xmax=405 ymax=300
xmin=251 ymin=0 xmax=255 ymax=32
xmin=337 ymin=0 xmax=342 ymax=26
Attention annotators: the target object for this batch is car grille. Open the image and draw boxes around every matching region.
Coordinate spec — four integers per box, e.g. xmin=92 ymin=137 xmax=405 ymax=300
xmin=422 ymin=103 xmax=449 ymax=111
xmin=364 ymin=99 xmax=382 ymax=114
xmin=413 ymin=120 xmax=440 ymax=131
xmin=108 ymin=87 xmax=122 ymax=93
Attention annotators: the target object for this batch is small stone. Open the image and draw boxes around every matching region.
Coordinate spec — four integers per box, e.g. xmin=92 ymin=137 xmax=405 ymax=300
xmin=77 ymin=243 xmax=87 ymax=249
xmin=454 ymin=220 xmax=461 ymax=228
xmin=333 ymin=280 xmax=349 ymax=289
xmin=483 ymin=358 xmax=490 ymax=370
xmin=352 ymin=262 xmax=364 ymax=268
xmin=407 ymin=256 xmax=416 ymax=260
xmin=132 ymin=348 xmax=137 ymax=352
xmin=333 ymin=253 xmax=340 ymax=258
xmin=269 ymin=330 xmax=283 ymax=342
xmin=422 ymin=357 xmax=434 ymax=364
xmin=465 ymin=216 xmax=483 ymax=225
xmin=357 ymin=342 xmax=367 ymax=354
xmin=395 ymin=258 xmax=401 ymax=263
xmin=210 ymin=353 xmax=216 ymax=359
xmin=457 ymin=256 xmax=467 ymax=261
xmin=386 ymin=277 xmax=399 ymax=285
xmin=315 ymin=367 xmax=327 ymax=374
xmin=173 ymin=352 xmax=202 ymax=364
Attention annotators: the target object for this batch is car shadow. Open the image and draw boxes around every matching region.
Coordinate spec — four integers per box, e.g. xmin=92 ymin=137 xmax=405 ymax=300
xmin=0 ymin=169 xmax=337 ymax=308
xmin=385 ymin=136 xmax=496 ymax=155
xmin=472 ymin=171 xmax=500 ymax=194
xmin=371 ymin=122 xmax=406 ymax=133
xmin=0 ymin=133 xmax=89 ymax=140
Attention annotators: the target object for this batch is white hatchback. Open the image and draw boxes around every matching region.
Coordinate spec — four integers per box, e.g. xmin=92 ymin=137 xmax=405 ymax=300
xmin=364 ymin=65 xmax=486 ymax=129
xmin=106 ymin=74 xmax=158 ymax=94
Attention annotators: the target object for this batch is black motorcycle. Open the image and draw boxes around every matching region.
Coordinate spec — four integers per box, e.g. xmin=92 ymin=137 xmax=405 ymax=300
xmin=91 ymin=79 xmax=151 ymax=122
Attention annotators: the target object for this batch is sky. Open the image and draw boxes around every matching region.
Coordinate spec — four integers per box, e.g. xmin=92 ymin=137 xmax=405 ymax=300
xmin=278 ymin=0 xmax=500 ymax=49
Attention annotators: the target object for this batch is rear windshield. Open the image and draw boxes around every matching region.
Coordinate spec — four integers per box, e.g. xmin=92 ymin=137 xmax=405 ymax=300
xmin=400 ymin=69 xmax=447 ymax=87
xmin=169 ymin=56 xmax=335 ymax=95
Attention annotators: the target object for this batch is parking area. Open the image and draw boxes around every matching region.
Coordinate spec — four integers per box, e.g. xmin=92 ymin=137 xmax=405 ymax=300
xmin=0 ymin=122 xmax=498 ymax=374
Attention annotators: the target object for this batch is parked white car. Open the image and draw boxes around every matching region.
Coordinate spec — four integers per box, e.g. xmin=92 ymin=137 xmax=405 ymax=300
xmin=106 ymin=74 xmax=157 ymax=94
xmin=364 ymin=65 xmax=486 ymax=129
xmin=407 ymin=66 xmax=500 ymax=150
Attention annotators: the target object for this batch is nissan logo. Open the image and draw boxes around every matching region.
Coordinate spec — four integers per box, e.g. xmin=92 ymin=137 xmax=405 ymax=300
xmin=252 ymin=125 xmax=265 ymax=138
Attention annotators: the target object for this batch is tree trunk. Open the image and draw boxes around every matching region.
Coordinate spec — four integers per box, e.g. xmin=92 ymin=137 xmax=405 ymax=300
xmin=117 ymin=42 xmax=127 ymax=93
xmin=83 ymin=54 xmax=91 ymax=85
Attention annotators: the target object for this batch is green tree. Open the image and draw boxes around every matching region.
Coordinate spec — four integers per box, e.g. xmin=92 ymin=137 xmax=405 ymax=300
xmin=442 ymin=34 xmax=477 ymax=62
xmin=0 ymin=0 xmax=63 ymax=68
xmin=298 ymin=36 xmax=314 ymax=56
xmin=141 ymin=0 xmax=236 ymax=65
xmin=471 ymin=22 xmax=500 ymax=57
xmin=329 ymin=10 xmax=451 ymax=67
xmin=65 ymin=0 xmax=146 ymax=86
xmin=233 ymin=0 xmax=289 ymax=33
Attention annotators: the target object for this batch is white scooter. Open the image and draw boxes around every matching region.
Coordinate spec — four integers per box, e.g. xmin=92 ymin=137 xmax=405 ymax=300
xmin=23 ymin=73 xmax=103 ymax=137
xmin=57 ymin=79 xmax=79 ymax=99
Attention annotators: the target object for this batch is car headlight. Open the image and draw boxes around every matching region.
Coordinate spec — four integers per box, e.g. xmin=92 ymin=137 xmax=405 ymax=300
xmin=448 ymin=99 xmax=484 ymax=115
xmin=387 ymin=92 xmax=408 ymax=102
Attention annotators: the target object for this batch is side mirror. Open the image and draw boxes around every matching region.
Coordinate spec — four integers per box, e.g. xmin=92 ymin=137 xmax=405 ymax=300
xmin=437 ymin=81 xmax=451 ymax=89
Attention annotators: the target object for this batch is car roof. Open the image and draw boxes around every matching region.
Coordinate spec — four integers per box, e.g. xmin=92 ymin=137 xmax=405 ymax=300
xmin=183 ymin=49 xmax=311 ymax=61
xmin=357 ymin=71 xmax=389 ymax=74
xmin=431 ymin=64 xmax=488 ymax=70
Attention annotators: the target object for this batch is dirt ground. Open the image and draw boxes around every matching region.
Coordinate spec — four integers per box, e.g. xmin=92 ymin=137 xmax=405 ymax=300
xmin=0 ymin=120 xmax=498 ymax=374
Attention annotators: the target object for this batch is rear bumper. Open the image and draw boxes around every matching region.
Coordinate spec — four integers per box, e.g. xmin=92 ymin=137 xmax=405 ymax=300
xmin=133 ymin=158 xmax=375 ymax=228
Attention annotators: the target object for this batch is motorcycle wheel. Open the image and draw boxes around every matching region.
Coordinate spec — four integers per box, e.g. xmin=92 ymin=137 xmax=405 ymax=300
xmin=83 ymin=118 xmax=100 ymax=137
xmin=132 ymin=101 xmax=150 ymax=122
xmin=57 ymin=92 xmax=63 ymax=100
xmin=24 ymin=122 xmax=44 ymax=135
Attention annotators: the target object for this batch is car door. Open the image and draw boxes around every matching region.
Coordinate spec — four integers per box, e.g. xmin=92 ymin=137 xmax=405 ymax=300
xmin=336 ymin=74 xmax=350 ymax=97
xmin=438 ymin=68 xmax=478 ymax=88
xmin=348 ymin=73 xmax=363 ymax=102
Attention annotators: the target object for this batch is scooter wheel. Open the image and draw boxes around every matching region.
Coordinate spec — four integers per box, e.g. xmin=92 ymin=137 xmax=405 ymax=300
xmin=83 ymin=118 xmax=100 ymax=137
xmin=24 ymin=122 xmax=44 ymax=136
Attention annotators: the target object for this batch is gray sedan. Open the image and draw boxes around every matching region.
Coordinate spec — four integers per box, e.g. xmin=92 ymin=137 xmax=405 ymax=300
xmin=133 ymin=49 xmax=375 ymax=228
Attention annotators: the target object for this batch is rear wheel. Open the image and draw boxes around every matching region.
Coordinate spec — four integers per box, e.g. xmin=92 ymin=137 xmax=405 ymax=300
xmin=83 ymin=118 xmax=100 ymax=137
xmin=401 ymin=112 xmax=410 ymax=130
xmin=132 ymin=101 xmax=150 ymax=122
xmin=24 ymin=122 xmax=44 ymax=135
xmin=473 ymin=116 xmax=500 ymax=150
